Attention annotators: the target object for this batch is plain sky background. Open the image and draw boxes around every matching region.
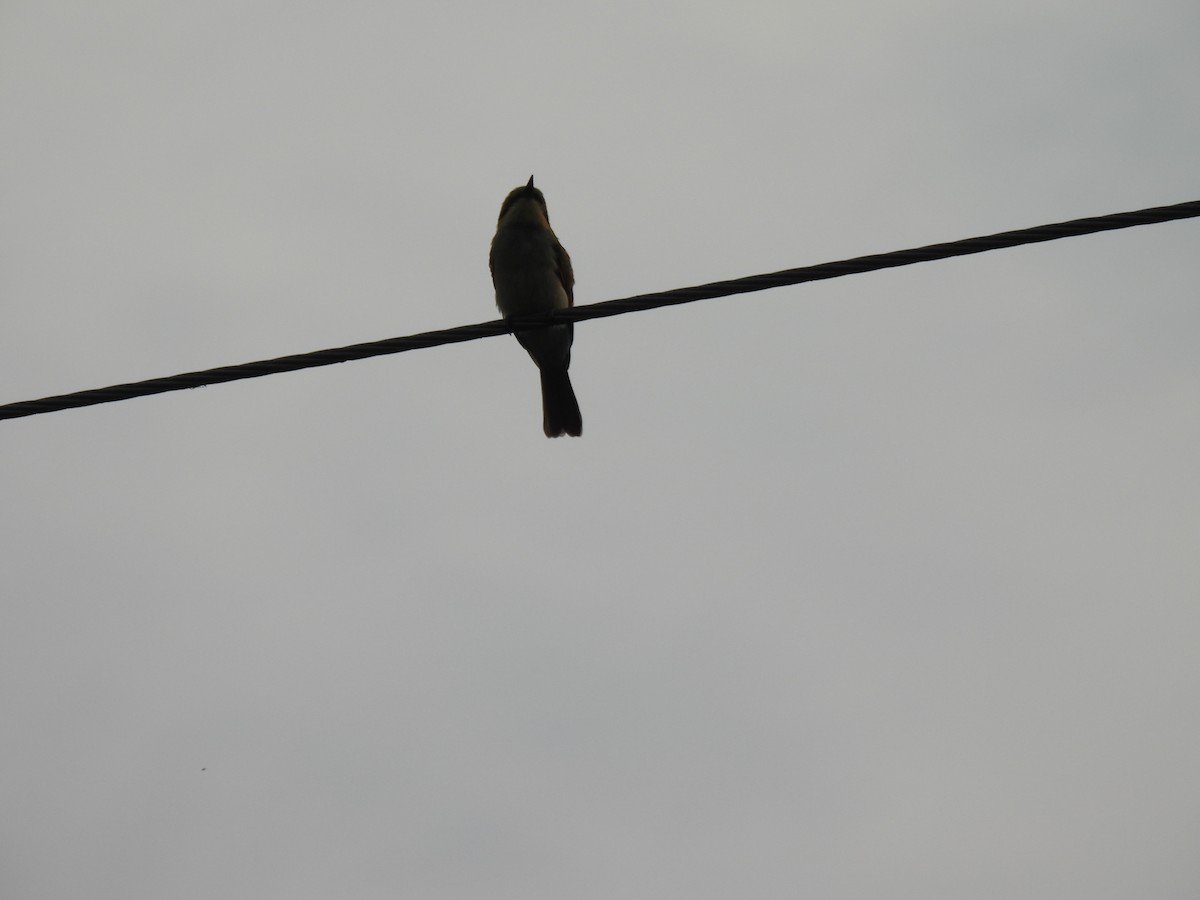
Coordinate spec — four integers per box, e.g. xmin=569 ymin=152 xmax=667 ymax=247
xmin=2 ymin=2 xmax=1198 ymax=898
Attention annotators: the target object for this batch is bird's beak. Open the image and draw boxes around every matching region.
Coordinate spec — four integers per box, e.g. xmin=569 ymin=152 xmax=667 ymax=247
xmin=526 ymin=175 xmax=535 ymax=189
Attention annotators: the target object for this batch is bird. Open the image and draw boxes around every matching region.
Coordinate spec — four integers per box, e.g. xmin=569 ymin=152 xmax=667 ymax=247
xmin=489 ymin=176 xmax=582 ymax=438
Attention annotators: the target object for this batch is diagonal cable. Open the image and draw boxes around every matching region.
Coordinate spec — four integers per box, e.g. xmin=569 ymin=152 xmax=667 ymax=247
xmin=2 ymin=199 xmax=1197 ymax=422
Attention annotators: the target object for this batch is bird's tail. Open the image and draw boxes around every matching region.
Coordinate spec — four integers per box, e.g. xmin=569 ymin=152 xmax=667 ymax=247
xmin=539 ymin=366 xmax=582 ymax=438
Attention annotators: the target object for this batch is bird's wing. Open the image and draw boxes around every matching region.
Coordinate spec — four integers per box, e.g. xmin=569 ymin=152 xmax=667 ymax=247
xmin=555 ymin=240 xmax=575 ymax=307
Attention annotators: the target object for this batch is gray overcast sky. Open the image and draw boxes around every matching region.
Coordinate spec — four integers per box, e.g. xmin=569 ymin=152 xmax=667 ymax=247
xmin=2 ymin=2 xmax=1199 ymax=898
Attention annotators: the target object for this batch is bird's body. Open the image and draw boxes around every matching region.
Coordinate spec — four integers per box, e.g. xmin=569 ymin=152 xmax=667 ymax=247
xmin=489 ymin=177 xmax=582 ymax=438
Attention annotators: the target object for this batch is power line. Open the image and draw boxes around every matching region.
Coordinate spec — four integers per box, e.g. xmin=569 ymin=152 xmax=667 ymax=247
xmin=2 ymin=199 xmax=1197 ymax=422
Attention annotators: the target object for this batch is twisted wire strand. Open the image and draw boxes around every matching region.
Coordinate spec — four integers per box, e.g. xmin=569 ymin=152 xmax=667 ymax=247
xmin=2 ymin=199 xmax=1197 ymax=422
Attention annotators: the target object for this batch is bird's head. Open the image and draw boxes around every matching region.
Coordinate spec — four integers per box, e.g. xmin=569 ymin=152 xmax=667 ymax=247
xmin=497 ymin=175 xmax=550 ymax=226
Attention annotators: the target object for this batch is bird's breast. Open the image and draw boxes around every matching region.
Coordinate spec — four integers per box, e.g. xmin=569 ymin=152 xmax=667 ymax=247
xmin=490 ymin=226 xmax=569 ymax=316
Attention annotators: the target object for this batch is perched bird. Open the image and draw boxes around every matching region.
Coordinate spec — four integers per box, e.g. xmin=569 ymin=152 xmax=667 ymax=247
xmin=489 ymin=176 xmax=582 ymax=438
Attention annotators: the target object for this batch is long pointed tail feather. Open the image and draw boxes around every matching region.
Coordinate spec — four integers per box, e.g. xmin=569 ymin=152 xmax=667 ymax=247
xmin=539 ymin=367 xmax=582 ymax=438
